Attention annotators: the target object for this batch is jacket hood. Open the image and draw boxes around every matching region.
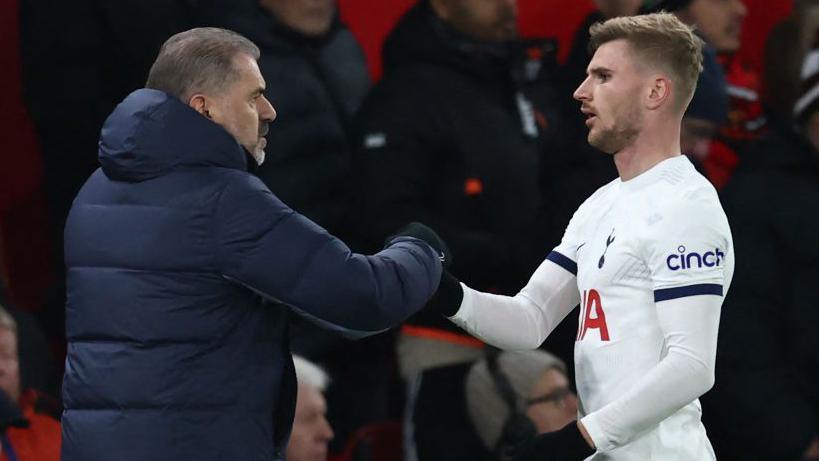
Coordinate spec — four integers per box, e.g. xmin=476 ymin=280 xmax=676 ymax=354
xmin=382 ymin=1 xmax=512 ymax=79
xmin=99 ymin=89 xmax=247 ymax=182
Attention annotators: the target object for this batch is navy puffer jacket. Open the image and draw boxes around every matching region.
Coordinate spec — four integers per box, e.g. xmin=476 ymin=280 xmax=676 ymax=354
xmin=62 ymin=89 xmax=441 ymax=461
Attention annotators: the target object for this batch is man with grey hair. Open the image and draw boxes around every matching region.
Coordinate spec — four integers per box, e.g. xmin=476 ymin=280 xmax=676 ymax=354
xmin=287 ymin=356 xmax=334 ymax=461
xmin=62 ymin=27 xmax=446 ymax=461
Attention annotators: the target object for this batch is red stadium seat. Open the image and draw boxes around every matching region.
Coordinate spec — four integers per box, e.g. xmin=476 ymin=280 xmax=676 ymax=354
xmin=331 ymin=420 xmax=403 ymax=461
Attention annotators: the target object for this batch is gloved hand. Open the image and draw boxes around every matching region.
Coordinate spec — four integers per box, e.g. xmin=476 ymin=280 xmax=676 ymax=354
xmin=386 ymin=222 xmax=451 ymax=267
xmin=508 ymin=422 xmax=595 ymax=461
xmin=385 ymin=223 xmax=463 ymax=317
xmin=427 ymin=269 xmax=463 ymax=317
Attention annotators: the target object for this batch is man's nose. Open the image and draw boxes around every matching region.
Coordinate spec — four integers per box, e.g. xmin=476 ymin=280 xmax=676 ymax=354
xmin=574 ymin=77 xmax=590 ymax=101
xmin=318 ymin=417 xmax=334 ymax=442
xmin=259 ymin=96 xmax=276 ymax=122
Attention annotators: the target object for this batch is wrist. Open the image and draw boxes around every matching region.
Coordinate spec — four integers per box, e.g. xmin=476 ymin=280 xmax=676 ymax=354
xmin=577 ymin=420 xmax=595 ymax=449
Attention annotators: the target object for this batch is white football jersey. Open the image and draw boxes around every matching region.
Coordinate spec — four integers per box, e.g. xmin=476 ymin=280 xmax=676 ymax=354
xmin=548 ymin=155 xmax=734 ymax=460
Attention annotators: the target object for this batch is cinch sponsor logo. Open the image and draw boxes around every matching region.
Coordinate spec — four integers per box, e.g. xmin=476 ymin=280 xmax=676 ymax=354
xmin=666 ymin=245 xmax=724 ymax=271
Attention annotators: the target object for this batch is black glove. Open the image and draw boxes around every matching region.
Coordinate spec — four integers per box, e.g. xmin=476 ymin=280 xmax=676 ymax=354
xmin=385 ymin=223 xmax=463 ymax=317
xmin=508 ymin=422 xmax=595 ymax=461
xmin=386 ymin=222 xmax=451 ymax=267
xmin=0 ymin=389 xmax=28 ymax=431
xmin=427 ymin=269 xmax=463 ymax=317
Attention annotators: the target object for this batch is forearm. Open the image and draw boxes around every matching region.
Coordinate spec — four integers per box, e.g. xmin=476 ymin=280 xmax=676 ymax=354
xmin=449 ymin=259 xmax=579 ymax=350
xmin=218 ymin=183 xmax=442 ymax=334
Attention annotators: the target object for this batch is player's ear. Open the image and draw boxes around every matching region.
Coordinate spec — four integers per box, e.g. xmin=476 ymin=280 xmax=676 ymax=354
xmin=646 ymin=76 xmax=671 ymax=110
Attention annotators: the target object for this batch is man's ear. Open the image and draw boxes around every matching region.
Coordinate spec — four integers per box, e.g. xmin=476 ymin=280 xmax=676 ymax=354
xmin=188 ymin=94 xmax=212 ymax=119
xmin=646 ymin=76 xmax=671 ymax=110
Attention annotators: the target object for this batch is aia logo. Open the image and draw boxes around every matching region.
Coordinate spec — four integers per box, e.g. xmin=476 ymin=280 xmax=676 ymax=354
xmin=577 ymin=289 xmax=610 ymax=341
xmin=666 ymin=246 xmax=724 ymax=271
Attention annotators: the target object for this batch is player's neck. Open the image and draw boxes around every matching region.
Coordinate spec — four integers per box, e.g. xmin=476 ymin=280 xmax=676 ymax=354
xmin=613 ymin=122 xmax=681 ymax=181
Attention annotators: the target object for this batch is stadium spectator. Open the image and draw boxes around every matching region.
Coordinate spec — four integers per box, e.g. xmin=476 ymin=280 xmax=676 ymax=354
xmin=465 ymin=350 xmax=577 ymax=460
xmin=763 ymin=0 xmax=819 ymax=126
xmin=0 ymin=284 xmax=57 ymax=397
xmin=224 ymin=0 xmax=368 ymax=239
xmin=0 ymin=305 xmax=60 ymax=461
xmin=287 ymin=356 xmax=334 ymax=461
xmin=709 ymin=39 xmax=819 ymax=461
xmin=681 ymin=45 xmax=729 ymax=164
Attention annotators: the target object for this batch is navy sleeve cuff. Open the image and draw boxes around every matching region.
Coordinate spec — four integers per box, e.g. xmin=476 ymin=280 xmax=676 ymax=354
xmin=546 ymin=251 xmax=577 ymax=276
xmin=654 ymin=283 xmax=723 ymax=302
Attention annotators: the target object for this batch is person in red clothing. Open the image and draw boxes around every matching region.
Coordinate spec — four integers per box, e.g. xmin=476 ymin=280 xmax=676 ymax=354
xmin=0 ymin=305 xmax=59 ymax=461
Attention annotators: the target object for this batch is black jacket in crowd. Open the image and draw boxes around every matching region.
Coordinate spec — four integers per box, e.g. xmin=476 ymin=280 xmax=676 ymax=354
xmin=225 ymin=8 xmax=370 ymax=238
xmin=708 ymin=125 xmax=819 ymax=461
xmin=353 ymin=2 xmax=568 ymax=329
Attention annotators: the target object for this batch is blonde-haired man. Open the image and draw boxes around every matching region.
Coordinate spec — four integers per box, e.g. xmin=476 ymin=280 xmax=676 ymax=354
xmin=430 ymin=13 xmax=734 ymax=460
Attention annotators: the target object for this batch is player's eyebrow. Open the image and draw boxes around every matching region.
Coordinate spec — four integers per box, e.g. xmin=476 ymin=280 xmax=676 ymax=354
xmin=588 ymin=66 xmax=613 ymax=77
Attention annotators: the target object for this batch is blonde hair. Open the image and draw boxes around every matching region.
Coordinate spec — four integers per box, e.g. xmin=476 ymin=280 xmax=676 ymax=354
xmin=589 ymin=12 xmax=704 ymax=112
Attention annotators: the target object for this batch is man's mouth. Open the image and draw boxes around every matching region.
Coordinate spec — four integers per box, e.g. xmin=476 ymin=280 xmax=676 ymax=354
xmin=581 ymin=108 xmax=597 ymax=127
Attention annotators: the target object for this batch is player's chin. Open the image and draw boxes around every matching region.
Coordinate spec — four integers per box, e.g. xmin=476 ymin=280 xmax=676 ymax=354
xmin=588 ymin=134 xmax=616 ymax=155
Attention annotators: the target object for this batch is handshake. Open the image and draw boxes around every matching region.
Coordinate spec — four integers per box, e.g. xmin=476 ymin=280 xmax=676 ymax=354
xmin=386 ymin=222 xmax=464 ymax=317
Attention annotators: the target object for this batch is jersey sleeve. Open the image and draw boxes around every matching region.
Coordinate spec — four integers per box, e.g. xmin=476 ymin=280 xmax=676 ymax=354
xmin=642 ymin=189 xmax=734 ymax=303
xmin=448 ymin=259 xmax=580 ymax=350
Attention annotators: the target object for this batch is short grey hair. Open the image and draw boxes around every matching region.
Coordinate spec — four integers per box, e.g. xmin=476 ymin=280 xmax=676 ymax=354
xmin=293 ymin=355 xmax=330 ymax=391
xmin=146 ymin=27 xmax=260 ymax=102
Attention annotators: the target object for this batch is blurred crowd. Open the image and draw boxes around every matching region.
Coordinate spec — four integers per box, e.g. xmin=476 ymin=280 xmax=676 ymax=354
xmin=0 ymin=0 xmax=817 ymax=460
